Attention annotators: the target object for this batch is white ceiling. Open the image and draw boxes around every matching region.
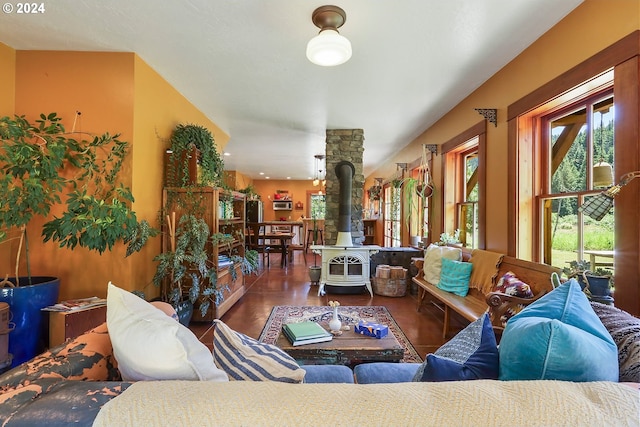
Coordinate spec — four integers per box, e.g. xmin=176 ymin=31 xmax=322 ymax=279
xmin=0 ymin=0 xmax=583 ymax=180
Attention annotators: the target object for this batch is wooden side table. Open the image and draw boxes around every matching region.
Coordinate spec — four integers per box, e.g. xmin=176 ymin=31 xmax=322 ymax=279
xmin=49 ymin=305 xmax=107 ymax=347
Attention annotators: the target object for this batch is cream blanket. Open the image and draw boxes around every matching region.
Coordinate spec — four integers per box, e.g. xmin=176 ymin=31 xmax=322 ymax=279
xmin=93 ymin=380 xmax=640 ymax=427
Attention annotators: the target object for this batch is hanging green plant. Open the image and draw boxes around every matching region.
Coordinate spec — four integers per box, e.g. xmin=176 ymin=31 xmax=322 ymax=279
xmin=166 ymin=124 xmax=225 ymax=188
xmin=367 ymin=185 xmax=381 ymax=201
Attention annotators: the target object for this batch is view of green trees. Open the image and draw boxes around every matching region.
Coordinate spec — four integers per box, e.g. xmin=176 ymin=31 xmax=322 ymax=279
xmin=548 ymin=112 xmax=614 ymax=269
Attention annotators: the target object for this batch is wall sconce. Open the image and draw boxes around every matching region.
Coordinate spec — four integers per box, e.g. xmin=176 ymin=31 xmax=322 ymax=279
xmin=580 ymin=171 xmax=640 ymax=220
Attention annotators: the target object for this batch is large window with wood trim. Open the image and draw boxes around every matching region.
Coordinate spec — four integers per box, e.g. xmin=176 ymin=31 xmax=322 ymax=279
xmin=538 ymin=89 xmax=614 ymax=271
xmin=442 ymin=121 xmax=486 ymax=249
xmin=383 ymin=182 xmax=401 ymax=247
xmin=458 ymin=146 xmax=479 ymax=249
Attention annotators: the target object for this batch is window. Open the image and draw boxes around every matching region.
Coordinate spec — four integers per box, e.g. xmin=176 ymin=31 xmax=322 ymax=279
xmin=310 ymin=193 xmax=326 ymax=219
xmin=443 ymin=125 xmax=484 ymax=249
xmin=457 ymin=147 xmax=479 ymax=248
xmin=538 ymin=91 xmax=614 ymax=270
xmin=406 ymin=152 xmax=434 ymax=246
xmin=383 ymin=182 xmax=401 ymax=247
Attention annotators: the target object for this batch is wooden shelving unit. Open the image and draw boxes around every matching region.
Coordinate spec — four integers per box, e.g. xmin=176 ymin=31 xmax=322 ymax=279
xmin=363 ymin=219 xmax=377 ymax=245
xmin=162 ymin=187 xmax=246 ymax=321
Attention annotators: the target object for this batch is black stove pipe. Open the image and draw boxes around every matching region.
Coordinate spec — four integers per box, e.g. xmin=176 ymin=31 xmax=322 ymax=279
xmin=335 ymin=160 xmax=355 ymax=247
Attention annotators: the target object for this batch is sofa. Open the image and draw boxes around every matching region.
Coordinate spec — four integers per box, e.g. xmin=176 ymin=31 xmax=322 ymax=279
xmin=1 ymin=283 xmax=639 ymax=426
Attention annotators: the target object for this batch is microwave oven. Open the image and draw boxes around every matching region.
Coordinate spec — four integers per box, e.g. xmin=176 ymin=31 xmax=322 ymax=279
xmin=273 ymin=200 xmax=292 ymax=211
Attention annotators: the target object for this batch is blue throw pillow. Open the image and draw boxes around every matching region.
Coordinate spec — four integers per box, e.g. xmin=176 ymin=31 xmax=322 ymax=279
xmin=436 ymin=257 xmax=472 ymax=297
xmin=499 ymin=279 xmax=618 ymax=382
xmin=413 ymin=312 xmax=499 ymax=382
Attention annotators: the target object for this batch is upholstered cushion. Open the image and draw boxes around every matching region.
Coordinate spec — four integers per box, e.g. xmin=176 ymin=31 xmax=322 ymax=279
xmin=499 ymin=280 xmax=618 ymax=382
xmin=413 ymin=313 xmax=499 ymax=382
xmin=212 ymin=320 xmax=305 ymax=383
xmin=494 ymin=271 xmax=534 ymax=326
xmin=436 ymin=258 xmax=472 ymax=297
xmin=591 ymin=302 xmax=640 ymax=382
xmin=0 ymin=322 xmax=119 ymax=391
xmin=495 ymin=271 xmax=534 ymax=298
xmin=106 ymin=282 xmax=228 ymax=382
xmin=423 ymin=244 xmax=462 ymax=285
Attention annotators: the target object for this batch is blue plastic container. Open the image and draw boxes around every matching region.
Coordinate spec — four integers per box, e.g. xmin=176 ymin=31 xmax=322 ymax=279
xmin=0 ymin=277 xmax=60 ymax=367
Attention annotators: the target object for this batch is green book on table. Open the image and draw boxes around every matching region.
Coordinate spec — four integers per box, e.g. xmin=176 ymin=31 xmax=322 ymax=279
xmin=282 ymin=321 xmax=332 ymax=346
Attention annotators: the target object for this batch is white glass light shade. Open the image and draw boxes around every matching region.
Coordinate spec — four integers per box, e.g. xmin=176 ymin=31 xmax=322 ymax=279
xmin=593 ymin=161 xmax=614 ymax=188
xmin=306 ymin=29 xmax=352 ymax=66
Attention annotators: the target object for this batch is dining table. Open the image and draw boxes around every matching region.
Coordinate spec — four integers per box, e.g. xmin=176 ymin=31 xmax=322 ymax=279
xmin=262 ymin=232 xmax=295 ymax=268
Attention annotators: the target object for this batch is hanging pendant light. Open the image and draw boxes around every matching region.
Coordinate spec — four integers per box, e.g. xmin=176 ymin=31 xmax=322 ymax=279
xmin=306 ymin=5 xmax=352 ymax=67
xmin=312 ymin=154 xmax=325 ymax=186
xmin=593 ymin=107 xmax=613 ymax=188
xmin=593 ymin=161 xmax=614 ymax=187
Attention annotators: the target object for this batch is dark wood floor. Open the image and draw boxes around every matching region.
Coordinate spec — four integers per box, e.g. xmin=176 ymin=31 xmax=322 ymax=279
xmin=190 ymin=251 xmax=467 ymax=358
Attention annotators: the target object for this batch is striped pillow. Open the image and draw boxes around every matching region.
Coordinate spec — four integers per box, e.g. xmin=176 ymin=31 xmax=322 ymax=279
xmin=212 ymin=320 xmax=305 ymax=383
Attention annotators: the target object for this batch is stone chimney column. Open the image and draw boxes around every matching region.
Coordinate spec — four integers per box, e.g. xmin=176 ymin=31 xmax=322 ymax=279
xmin=325 ymin=129 xmax=364 ymax=245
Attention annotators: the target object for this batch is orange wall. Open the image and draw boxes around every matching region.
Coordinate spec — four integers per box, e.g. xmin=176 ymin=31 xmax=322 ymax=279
xmin=130 ymin=56 xmax=229 ymax=298
xmin=0 ymin=43 xmax=15 ymax=116
xmin=3 ymin=51 xmax=229 ymax=301
xmin=252 ymin=180 xmax=322 ymax=221
xmin=10 ymin=51 xmax=135 ymax=300
xmin=367 ymin=0 xmax=640 ymax=253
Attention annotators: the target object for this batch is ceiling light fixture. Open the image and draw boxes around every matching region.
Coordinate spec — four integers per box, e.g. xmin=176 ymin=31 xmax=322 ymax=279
xmin=312 ymin=154 xmax=326 ymax=186
xmin=306 ymin=5 xmax=352 ymax=67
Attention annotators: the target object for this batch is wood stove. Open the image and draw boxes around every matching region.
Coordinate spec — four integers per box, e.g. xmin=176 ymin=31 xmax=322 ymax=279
xmin=311 ymin=160 xmax=380 ymax=296
xmin=311 ymin=245 xmax=380 ymax=296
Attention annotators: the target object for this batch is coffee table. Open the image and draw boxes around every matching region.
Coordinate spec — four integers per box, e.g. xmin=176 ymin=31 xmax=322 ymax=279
xmin=259 ymin=305 xmax=415 ymax=366
xmin=276 ymin=327 xmax=404 ymax=366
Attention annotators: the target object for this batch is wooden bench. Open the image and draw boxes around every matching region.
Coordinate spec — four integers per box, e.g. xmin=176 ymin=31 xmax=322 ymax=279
xmin=412 ymin=247 xmax=561 ymax=340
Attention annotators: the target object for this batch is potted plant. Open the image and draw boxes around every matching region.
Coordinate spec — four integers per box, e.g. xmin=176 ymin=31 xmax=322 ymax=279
xmin=153 ymin=213 xmax=258 ymax=325
xmin=437 ymin=229 xmax=461 ymax=246
xmin=0 ymin=113 xmax=153 ymax=366
xmin=165 ymin=123 xmax=225 ymax=189
xmin=562 ymin=260 xmax=613 ymax=304
xmin=238 ymin=184 xmax=260 ymax=201
xmin=307 ymin=213 xmax=322 ymax=284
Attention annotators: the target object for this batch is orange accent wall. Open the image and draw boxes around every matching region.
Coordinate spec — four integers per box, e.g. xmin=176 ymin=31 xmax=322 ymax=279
xmin=0 ymin=43 xmax=15 ymax=116
xmin=4 ymin=51 xmax=229 ymax=301
xmin=130 ymin=55 xmax=229 ymax=297
xmin=367 ymin=0 xmax=640 ymax=254
xmin=252 ymin=180 xmax=322 ymax=221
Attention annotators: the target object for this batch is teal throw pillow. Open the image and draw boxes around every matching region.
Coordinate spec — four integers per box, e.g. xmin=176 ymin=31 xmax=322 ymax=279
xmin=499 ymin=279 xmax=618 ymax=382
xmin=436 ymin=257 xmax=472 ymax=297
xmin=413 ymin=312 xmax=499 ymax=382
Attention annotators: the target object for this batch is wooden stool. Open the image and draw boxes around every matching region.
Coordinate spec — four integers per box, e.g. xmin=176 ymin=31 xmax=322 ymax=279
xmin=305 ymin=228 xmax=324 ymax=251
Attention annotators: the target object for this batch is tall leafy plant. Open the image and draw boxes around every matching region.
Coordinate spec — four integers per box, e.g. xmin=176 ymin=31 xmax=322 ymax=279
xmin=0 ymin=113 xmax=153 ymax=284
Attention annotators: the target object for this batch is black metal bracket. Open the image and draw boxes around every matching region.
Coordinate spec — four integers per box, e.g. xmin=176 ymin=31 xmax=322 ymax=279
xmin=475 ymin=108 xmax=497 ymax=127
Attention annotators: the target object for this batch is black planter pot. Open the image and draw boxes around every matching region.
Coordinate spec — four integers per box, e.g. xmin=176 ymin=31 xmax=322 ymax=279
xmin=0 ymin=277 xmax=60 ymax=367
xmin=174 ymin=300 xmax=194 ymax=326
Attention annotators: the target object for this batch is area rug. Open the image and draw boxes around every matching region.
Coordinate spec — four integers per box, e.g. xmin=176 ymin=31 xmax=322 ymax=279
xmin=259 ymin=305 xmax=422 ymax=363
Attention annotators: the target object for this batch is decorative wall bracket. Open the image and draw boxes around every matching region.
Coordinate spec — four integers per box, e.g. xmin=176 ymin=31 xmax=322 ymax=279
xmin=475 ymin=108 xmax=497 ymax=127
xmin=423 ymin=144 xmax=438 ymax=155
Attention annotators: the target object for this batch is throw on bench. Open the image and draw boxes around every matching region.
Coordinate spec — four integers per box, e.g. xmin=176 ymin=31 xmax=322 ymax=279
xmin=412 ymin=245 xmax=561 ymax=340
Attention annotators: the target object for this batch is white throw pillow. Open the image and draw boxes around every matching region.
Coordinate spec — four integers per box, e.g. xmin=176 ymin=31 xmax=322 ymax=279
xmin=106 ymin=282 xmax=228 ymax=382
xmin=423 ymin=244 xmax=462 ymax=285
